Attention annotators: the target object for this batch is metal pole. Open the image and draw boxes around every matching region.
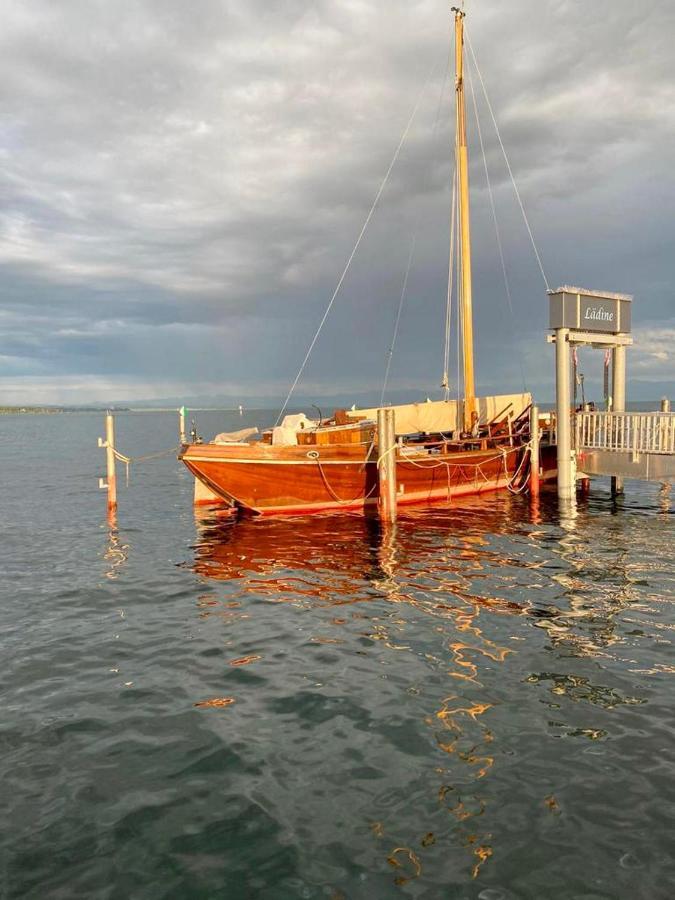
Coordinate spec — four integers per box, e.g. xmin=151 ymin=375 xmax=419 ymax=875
xmin=611 ymin=345 xmax=626 ymax=496
xmin=556 ymin=328 xmax=574 ymax=500
xmin=179 ymin=406 xmax=186 ymax=444
xmin=377 ymin=408 xmax=397 ymax=523
xmin=530 ymin=404 xmax=540 ymax=499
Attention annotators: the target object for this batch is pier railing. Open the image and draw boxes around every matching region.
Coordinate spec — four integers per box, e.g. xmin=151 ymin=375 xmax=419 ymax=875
xmin=576 ymin=411 xmax=675 ymax=455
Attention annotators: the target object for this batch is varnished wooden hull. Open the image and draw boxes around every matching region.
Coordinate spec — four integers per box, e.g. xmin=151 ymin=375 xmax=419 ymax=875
xmin=180 ymin=441 xmax=557 ymax=516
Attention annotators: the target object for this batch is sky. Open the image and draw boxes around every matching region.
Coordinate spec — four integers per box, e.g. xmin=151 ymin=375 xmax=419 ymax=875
xmin=0 ymin=0 xmax=673 ymax=407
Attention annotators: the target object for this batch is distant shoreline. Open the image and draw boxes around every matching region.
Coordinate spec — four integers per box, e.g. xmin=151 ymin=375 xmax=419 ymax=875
xmin=0 ymin=407 xmax=128 ymax=415
xmin=0 ymin=406 xmax=253 ymax=415
xmin=1 ymin=399 xmax=669 ymax=415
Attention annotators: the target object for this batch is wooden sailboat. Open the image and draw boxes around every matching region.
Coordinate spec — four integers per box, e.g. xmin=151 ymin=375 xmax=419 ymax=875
xmin=180 ymin=8 xmax=556 ymax=516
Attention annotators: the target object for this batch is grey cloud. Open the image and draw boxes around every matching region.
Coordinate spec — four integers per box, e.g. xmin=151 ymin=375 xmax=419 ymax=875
xmin=0 ymin=0 xmax=673 ymax=405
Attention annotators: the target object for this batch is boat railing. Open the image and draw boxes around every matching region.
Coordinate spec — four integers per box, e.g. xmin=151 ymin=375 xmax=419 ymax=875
xmin=403 ymin=432 xmax=529 ymax=454
xmin=575 ymin=410 xmax=675 ymax=455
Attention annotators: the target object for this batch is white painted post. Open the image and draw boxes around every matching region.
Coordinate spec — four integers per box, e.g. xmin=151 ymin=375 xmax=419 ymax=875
xmin=611 ymin=345 xmax=626 ymax=496
xmin=179 ymin=406 xmax=186 ymax=444
xmin=556 ymin=329 xmax=574 ymax=500
xmin=530 ymin=405 xmax=540 ymax=499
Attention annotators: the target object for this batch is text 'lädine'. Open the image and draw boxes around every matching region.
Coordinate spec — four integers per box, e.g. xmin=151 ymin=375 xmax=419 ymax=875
xmin=584 ymin=307 xmax=614 ymax=321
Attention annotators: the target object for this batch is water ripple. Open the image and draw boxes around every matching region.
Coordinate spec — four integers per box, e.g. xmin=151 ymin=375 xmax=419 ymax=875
xmin=1 ymin=412 xmax=674 ymax=898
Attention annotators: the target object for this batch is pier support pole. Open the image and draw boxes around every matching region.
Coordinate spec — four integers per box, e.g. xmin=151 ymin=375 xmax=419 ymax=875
xmin=530 ymin=404 xmax=540 ymax=499
xmin=377 ymin=408 xmax=397 ymax=523
xmin=611 ymin=345 xmax=626 ymax=496
xmin=555 ymin=328 xmax=574 ymax=500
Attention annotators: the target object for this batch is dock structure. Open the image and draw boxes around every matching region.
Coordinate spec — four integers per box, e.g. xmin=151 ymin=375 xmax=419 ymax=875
xmin=576 ymin=408 xmax=675 ymax=482
xmin=548 ymin=286 xmax=674 ymax=497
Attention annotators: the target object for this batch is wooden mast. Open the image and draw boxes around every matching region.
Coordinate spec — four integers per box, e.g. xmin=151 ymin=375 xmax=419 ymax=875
xmin=453 ymin=5 xmax=476 ymax=431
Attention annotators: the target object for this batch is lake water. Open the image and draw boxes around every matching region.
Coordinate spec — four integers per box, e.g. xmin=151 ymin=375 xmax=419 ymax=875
xmin=1 ymin=410 xmax=674 ymax=899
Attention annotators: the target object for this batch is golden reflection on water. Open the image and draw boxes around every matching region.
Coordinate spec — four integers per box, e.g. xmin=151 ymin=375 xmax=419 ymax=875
xmin=658 ymin=481 xmax=671 ymax=514
xmin=189 ymin=492 xmax=660 ymax=883
xmin=103 ymin=526 xmax=129 ymax=580
xmin=190 ymin=503 xmax=525 ymax=881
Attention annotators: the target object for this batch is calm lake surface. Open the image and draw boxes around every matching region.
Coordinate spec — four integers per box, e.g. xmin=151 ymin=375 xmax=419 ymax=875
xmin=1 ymin=410 xmax=674 ymax=899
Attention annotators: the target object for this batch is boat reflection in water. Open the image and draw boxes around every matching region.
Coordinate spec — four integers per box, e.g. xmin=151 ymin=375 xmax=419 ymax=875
xmin=189 ymin=491 xmax=650 ymax=884
xmin=194 ymin=494 xmax=536 ymax=590
xmin=189 ymin=493 xmax=602 ymax=881
xmin=191 ymin=490 xmax=641 ymax=687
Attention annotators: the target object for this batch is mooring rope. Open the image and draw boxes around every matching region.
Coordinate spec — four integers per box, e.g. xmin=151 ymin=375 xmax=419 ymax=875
xmin=110 ymin=444 xmax=180 ymax=485
xmin=315 ymin=458 xmax=379 ymax=506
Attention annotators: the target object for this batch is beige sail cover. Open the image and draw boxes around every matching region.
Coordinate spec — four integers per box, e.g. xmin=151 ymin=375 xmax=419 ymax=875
xmin=346 ymin=393 xmax=531 ymax=436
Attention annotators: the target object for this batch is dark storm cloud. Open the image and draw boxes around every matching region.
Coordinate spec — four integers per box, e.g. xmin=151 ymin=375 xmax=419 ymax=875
xmin=0 ymin=0 xmax=673 ymax=404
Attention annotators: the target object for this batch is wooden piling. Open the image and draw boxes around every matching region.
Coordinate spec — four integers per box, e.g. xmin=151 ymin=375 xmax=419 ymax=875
xmin=377 ymin=408 xmax=397 ymax=522
xmin=98 ymin=411 xmax=117 ymax=514
xmin=530 ymin=404 xmax=540 ymax=499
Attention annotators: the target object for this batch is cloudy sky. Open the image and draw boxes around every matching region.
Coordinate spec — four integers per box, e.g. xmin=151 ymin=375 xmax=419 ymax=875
xmin=0 ymin=0 xmax=673 ymax=406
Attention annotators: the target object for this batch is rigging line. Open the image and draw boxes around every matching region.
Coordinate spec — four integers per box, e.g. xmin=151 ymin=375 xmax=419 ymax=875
xmin=442 ymin=161 xmax=457 ymax=400
xmin=436 ymin=23 xmax=455 ymax=399
xmin=465 ymin=30 xmax=551 ymax=292
xmin=275 ymin=62 xmax=437 ymax=426
xmin=382 ymin=26 xmax=453 ymax=407
xmin=380 ymin=231 xmax=416 ymax=407
xmin=466 ymin=63 xmax=527 ymax=393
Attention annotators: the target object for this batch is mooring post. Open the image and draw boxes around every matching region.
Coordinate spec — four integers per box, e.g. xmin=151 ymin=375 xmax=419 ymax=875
xmin=530 ymin=404 xmax=540 ymax=499
xmin=98 ymin=411 xmax=117 ymax=514
xmin=377 ymin=408 xmax=397 ymax=522
xmin=555 ymin=328 xmax=574 ymax=500
xmin=387 ymin=409 xmax=397 ymax=519
xmin=105 ymin=411 xmax=117 ymax=513
xmin=179 ymin=406 xmax=186 ymax=444
xmin=611 ymin=345 xmax=626 ymax=496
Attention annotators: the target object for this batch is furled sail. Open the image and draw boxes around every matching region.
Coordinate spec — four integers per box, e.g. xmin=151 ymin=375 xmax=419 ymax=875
xmin=346 ymin=393 xmax=531 ymax=436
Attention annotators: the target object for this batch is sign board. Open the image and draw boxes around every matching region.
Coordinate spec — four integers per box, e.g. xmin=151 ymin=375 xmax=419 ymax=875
xmin=548 ymin=286 xmax=632 ymax=334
